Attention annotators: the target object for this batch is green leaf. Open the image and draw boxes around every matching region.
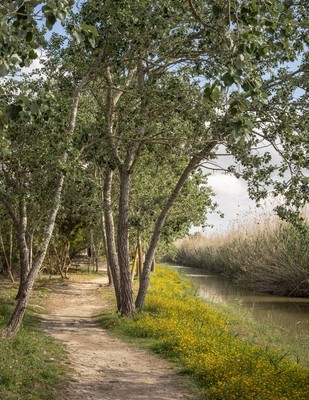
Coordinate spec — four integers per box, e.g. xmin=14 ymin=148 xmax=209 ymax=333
xmin=28 ymin=50 xmax=38 ymax=60
xmin=30 ymin=102 xmax=39 ymax=114
xmin=72 ymin=30 xmax=84 ymax=45
xmin=26 ymin=31 xmax=33 ymax=42
xmin=58 ymin=11 xmax=66 ymax=23
xmin=46 ymin=15 xmax=56 ymax=30
xmin=234 ymin=54 xmax=245 ymax=70
xmin=204 ymin=85 xmax=213 ymax=98
xmin=222 ymin=72 xmax=234 ymax=86
xmin=6 ymin=104 xmax=23 ymax=120
xmin=88 ymin=37 xmax=96 ymax=48
xmin=80 ymin=24 xmax=99 ymax=37
xmin=0 ymin=62 xmax=9 ymax=77
xmin=210 ymin=87 xmax=220 ymax=101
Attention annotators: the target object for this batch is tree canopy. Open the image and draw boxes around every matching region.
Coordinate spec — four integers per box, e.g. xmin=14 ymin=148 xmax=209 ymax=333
xmin=0 ymin=0 xmax=308 ymax=335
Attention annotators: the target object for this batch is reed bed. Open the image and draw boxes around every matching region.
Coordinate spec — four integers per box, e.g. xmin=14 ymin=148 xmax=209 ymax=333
xmin=176 ymin=213 xmax=309 ymax=296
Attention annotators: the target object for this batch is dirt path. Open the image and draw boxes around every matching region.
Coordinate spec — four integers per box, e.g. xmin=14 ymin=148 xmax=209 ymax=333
xmin=39 ymin=274 xmax=196 ymax=400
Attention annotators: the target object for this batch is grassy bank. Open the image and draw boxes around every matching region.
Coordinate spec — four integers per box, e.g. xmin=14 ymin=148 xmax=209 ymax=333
xmin=98 ymin=267 xmax=309 ymax=400
xmin=0 ymin=280 xmax=69 ymax=400
xmin=175 ymin=215 xmax=309 ymax=296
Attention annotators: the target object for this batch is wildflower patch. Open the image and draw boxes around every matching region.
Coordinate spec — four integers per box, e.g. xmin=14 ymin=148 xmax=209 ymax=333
xmin=110 ymin=267 xmax=309 ymax=400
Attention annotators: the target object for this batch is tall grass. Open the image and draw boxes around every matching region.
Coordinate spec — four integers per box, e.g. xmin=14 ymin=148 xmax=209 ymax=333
xmin=176 ymin=213 xmax=309 ymax=296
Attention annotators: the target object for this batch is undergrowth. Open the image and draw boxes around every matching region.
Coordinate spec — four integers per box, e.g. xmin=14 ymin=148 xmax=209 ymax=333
xmin=98 ymin=267 xmax=309 ymax=400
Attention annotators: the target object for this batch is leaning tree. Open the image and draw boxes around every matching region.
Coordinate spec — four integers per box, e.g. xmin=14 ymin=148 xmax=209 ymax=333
xmin=68 ymin=0 xmax=308 ymax=313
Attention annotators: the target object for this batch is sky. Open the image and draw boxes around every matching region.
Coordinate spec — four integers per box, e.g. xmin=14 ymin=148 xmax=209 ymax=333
xmin=197 ymin=140 xmax=281 ymax=234
xmin=203 ymin=173 xmax=257 ymax=233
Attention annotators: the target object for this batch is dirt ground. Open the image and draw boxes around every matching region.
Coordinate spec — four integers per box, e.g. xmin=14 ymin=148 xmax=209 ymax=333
xmin=39 ymin=273 xmax=196 ymax=400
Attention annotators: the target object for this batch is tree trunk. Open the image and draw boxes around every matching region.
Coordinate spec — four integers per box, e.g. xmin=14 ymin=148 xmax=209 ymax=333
xmin=151 ymin=256 xmax=155 ymax=272
xmin=102 ymin=168 xmax=121 ymax=308
xmin=131 ymin=245 xmax=139 ymax=280
xmin=135 ymin=143 xmax=217 ymax=309
xmin=0 ymin=225 xmax=14 ymax=282
xmin=8 ymin=225 xmax=14 ymax=281
xmin=2 ymin=265 xmax=36 ymax=338
xmin=16 ymin=199 xmax=30 ymax=300
xmin=101 ymin=206 xmax=112 ymax=285
xmin=2 ymin=173 xmax=65 ymax=338
xmin=28 ymin=232 xmax=33 ymax=270
xmin=117 ymin=165 xmax=135 ymax=316
xmin=103 ymin=65 xmax=138 ymax=311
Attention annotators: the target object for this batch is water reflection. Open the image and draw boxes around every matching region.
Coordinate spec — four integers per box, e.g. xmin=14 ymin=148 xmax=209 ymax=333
xmin=172 ymin=266 xmax=309 ymax=335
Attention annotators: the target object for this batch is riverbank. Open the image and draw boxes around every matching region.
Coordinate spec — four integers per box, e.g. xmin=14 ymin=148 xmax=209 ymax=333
xmin=175 ymin=215 xmax=309 ymax=297
xmin=0 ymin=273 xmax=196 ymax=400
xmin=99 ymin=266 xmax=309 ymax=400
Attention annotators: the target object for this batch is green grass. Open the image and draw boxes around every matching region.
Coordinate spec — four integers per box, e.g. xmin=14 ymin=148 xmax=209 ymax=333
xmin=0 ymin=283 xmax=70 ymax=400
xmin=98 ymin=266 xmax=309 ymax=400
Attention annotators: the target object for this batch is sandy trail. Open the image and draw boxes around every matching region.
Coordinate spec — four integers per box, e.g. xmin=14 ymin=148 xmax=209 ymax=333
xmin=39 ymin=274 xmax=195 ymax=400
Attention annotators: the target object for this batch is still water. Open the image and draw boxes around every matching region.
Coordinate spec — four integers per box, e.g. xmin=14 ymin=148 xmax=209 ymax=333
xmin=171 ymin=266 xmax=309 ymax=336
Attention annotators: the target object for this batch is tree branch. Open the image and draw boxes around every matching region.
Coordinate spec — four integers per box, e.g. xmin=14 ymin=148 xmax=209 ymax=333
xmin=187 ymin=0 xmax=221 ymax=33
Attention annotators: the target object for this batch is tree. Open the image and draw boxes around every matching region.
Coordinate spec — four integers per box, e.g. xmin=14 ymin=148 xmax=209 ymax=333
xmin=0 ymin=43 xmax=104 ymax=337
xmin=2 ymin=0 xmax=307 ymax=335
xmin=74 ymin=0 xmax=308 ymax=312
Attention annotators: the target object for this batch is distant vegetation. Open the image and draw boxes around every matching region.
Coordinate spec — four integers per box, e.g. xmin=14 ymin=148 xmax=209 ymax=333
xmin=99 ymin=267 xmax=309 ymax=400
xmin=175 ymin=213 xmax=309 ymax=297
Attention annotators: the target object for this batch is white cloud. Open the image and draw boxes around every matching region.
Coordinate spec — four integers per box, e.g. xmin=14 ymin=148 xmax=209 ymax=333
xmin=208 ymin=174 xmax=246 ymax=196
xmin=14 ymin=50 xmax=47 ymax=80
xmin=21 ymin=56 xmax=46 ymax=76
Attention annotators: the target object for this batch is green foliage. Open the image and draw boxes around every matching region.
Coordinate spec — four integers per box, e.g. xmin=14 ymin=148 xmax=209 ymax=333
xmin=129 ymin=147 xmax=214 ymax=250
xmin=0 ymin=0 xmax=74 ymax=75
xmin=0 ymin=285 xmax=68 ymax=400
xmin=73 ymin=0 xmax=308 ymax=223
xmin=99 ymin=267 xmax=309 ymax=400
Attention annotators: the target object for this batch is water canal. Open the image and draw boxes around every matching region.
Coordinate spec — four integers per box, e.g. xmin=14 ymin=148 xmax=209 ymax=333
xmin=171 ymin=265 xmax=309 ymax=337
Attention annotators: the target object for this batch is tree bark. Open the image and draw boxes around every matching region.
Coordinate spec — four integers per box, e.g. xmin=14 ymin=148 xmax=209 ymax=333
xmin=135 ymin=143 xmax=217 ymax=309
xmin=28 ymin=232 xmax=33 ymax=270
xmin=102 ymin=168 xmax=121 ymax=309
xmin=9 ymin=225 xmax=14 ymax=281
xmin=101 ymin=202 xmax=112 ymax=285
xmin=117 ymin=165 xmax=135 ymax=316
xmin=0 ymin=225 xmax=14 ymax=282
xmin=151 ymin=256 xmax=155 ymax=272
xmin=15 ymin=198 xmax=30 ymax=300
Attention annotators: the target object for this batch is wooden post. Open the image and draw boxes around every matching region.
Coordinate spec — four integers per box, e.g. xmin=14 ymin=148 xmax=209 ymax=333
xmin=131 ymin=245 xmax=139 ymax=280
xmin=137 ymin=233 xmax=143 ymax=279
